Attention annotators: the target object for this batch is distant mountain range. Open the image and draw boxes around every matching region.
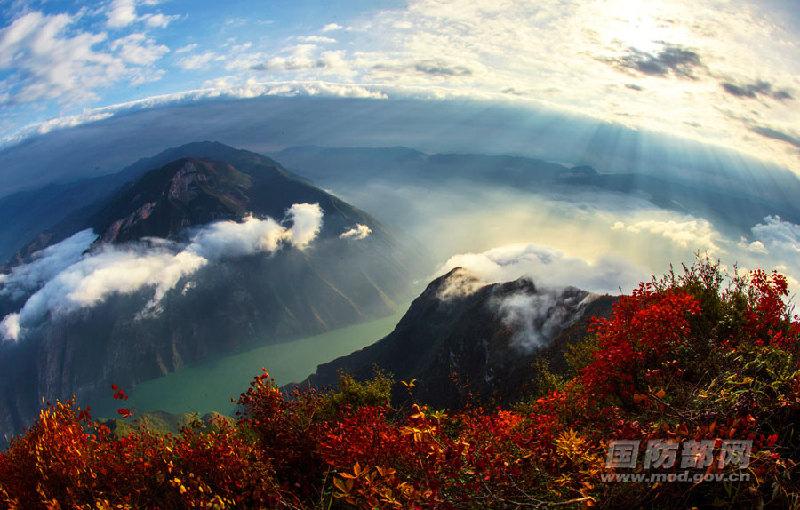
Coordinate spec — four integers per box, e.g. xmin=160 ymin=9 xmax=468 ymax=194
xmin=0 ymin=142 xmax=420 ymax=442
xmin=3 ymin=144 xmax=796 ymax=265
xmin=273 ymin=146 xmax=800 ymax=235
xmin=301 ymin=267 xmax=616 ymax=408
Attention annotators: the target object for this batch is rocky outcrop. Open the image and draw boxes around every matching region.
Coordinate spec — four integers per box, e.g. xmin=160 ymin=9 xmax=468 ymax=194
xmin=301 ymin=268 xmax=617 ymax=408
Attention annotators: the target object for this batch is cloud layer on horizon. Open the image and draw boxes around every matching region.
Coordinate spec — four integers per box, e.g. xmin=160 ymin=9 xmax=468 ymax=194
xmin=431 ymin=209 xmax=800 ymax=305
xmin=0 ymin=0 xmax=798 ymax=174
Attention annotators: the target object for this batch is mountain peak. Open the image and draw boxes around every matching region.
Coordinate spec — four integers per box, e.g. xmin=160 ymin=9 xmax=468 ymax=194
xmin=302 ymin=272 xmax=616 ymax=408
xmin=92 ymin=157 xmax=254 ymax=244
xmin=84 ymin=145 xmax=379 ymax=245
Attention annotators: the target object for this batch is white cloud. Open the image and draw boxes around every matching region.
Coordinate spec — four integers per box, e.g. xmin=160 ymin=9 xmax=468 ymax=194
xmin=492 ymin=289 xmax=593 ymax=353
xmin=339 ymin=223 xmax=372 ymax=240
xmin=0 ymin=79 xmax=390 ymax=146
xmin=111 ymin=33 xmax=169 ymax=66
xmin=106 ymin=0 xmax=176 ymax=29
xmin=352 ymin=0 xmax=800 ymax=170
xmin=190 ymin=0 xmax=798 ymax=172
xmin=321 ymin=23 xmax=343 ymax=32
xmin=0 ymin=12 xmax=109 ymax=103
xmin=17 ymin=246 xmax=208 ymax=329
xmin=436 ymin=243 xmax=647 ymax=295
xmin=187 ymin=216 xmax=287 ymax=259
xmin=434 ymin=247 xmax=614 ymax=353
xmin=612 ymin=217 xmax=721 ymax=254
xmin=0 ymin=229 xmax=97 ymax=300
xmin=286 ymin=203 xmax=324 ymax=247
xmin=750 ymin=216 xmax=800 ymax=257
xmin=106 ymin=0 xmax=138 ymax=28
xmin=142 ymin=13 xmax=176 ymax=29
xmin=0 ymin=203 xmax=324 ymax=341
xmin=0 ymin=314 xmax=20 ymax=343
xmin=609 ymin=213 xmax=800 ymax=298
xmin=738 ymin=237 xmax=767 ymax=254
xmin=297 ymin=35 xmax=337 ymax=44
xmin=178 ymin=51 xmax=222 ymax=70
xmin=258 ymin=44 xmax=321 ymax=71
xmin=2 ymin=1 xmax=800 ymax=173
xmin=435 ymin=267 xmax=484 ymax=299
xmin=175 ymin=43 xmax=198 ymax=53
xmin=0 ymin=10 xmax=168 ymax=105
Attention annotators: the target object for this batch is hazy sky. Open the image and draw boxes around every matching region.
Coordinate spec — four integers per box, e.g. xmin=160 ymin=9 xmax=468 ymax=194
xmin=1 ymin=0 xmax=798 ymax=173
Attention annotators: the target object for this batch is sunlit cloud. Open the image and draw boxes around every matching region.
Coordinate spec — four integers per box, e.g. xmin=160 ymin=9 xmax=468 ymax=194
xmin=612 ymin=218 xmax=721 ymax=254
xmin=436 ymin=243 xmax=647 ymax=295
xmin=332 ymin=0 xmax=799 ymax=171
xmin=339 ymin=224 xmax=372 ymax=240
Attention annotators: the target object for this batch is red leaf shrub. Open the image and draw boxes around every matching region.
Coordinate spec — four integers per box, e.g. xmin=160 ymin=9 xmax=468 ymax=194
xmin=1 ymin=260 xmax=799 ymax=508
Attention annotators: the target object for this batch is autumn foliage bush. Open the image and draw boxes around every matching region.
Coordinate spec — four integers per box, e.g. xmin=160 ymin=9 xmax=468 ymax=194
xmin=1 ymin=260 xmax=799 ymax=508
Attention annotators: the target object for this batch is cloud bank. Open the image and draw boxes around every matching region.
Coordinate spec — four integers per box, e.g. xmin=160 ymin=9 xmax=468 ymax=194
xmin=612 ymin=218 xmax=721 ymax=254
xmin=0 ymin=203 xmax=323 ymax=341
xmin=0 ymin=229 xmax=97 ymax=300
xmin=436 ymin=243 xmax=647 ymax=296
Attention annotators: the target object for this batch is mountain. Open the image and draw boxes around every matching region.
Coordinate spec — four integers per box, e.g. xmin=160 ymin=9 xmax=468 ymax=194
xmin=1 ymin=141 xmax=366 ymax=265
xmin=272 ymin=146 xmax=800 ymax=235
xmin=301 ymin=268 xmax=616 ymax=408
xmin=0 ymin=142 xmax=265 ymax=264
xmin=84 ymin=144 xmax=382 ymax=245
xmin=0 ymin=142 xmax=422 ymax=442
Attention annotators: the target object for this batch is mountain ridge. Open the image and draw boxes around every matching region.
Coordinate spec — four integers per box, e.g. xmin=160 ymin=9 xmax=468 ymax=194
xmin=0 ymin=142 xmax=421 ymax=443
xmin=1 ymin=141 xmax=329 ymax=264
xmin=273 ymin=145 xmax=798 ymax=235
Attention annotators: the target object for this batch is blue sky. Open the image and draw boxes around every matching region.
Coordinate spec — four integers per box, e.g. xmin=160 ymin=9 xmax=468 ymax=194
xmin=0 ymin=0 xmax=400 ymax=126
xmin=0 ymin=0 xmax=798 ymax=173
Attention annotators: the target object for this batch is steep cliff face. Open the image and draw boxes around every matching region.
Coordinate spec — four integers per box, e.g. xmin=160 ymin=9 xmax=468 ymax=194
xmin=91 ymin=158 xmax=252 ymax=244
xmin=0 ymin=143 xmax=421 ymax=443
xmin=302 ymin=268 xmax=616 ymax=408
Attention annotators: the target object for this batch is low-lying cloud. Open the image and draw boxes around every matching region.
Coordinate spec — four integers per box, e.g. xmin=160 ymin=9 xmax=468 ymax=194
xmin=612 ymin=218 xmax=721 ymax=254
xmin=0 ymin=229 xmax=97 ymax=300
xmin=339 ymin=223 xmax=372 ymax=240
xmin=492 ymin=290 xmax=594 ymax=353
xmin=0 ymin=314 xmax=19 ymax=342
xmin=436 ymin=243 xmax=647 ymax=296
xmin=0 ymin=203 xmax=323 ymax=341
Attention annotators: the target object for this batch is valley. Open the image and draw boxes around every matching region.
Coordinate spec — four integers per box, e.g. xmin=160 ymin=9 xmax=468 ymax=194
xmin=90 ymin=307 xmax=408 ymax=418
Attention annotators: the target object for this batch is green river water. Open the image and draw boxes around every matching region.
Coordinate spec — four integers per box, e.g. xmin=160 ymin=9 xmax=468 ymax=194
xmin=93 ymin=308 xmax=406 ymax=418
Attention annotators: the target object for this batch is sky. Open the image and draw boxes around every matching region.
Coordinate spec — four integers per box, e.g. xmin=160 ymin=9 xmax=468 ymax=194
xmin=0 ymin=0 xmax=799 ymax=174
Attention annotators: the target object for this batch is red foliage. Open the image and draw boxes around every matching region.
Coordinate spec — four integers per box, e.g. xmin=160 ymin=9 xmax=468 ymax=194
xmin=581 ymin=286 xmax=701 ymax=403
xmin=1 ymin=262 xmax=799 ymax=508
